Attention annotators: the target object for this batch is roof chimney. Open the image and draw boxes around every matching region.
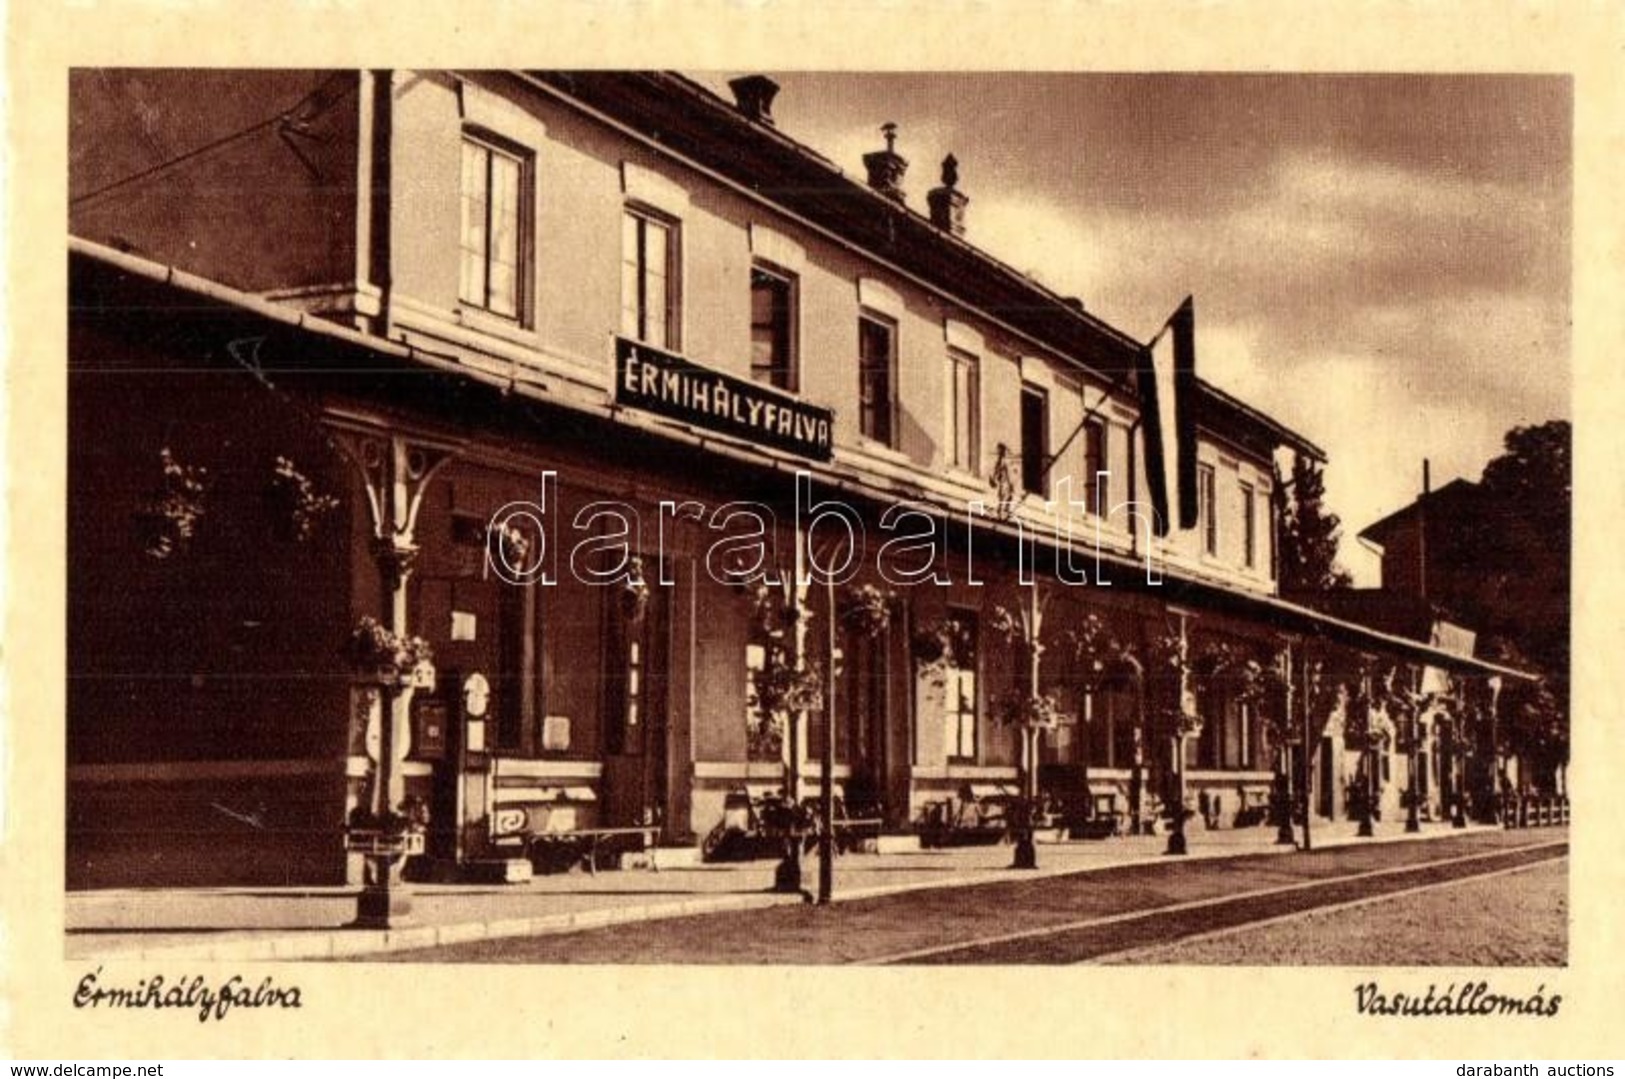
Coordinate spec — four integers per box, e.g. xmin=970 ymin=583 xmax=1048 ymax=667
xmin=728 ymin=75 xmax=780 ymax=126
xmin=927 ymin=154 xmax=968 ymax=237
xmin=1061 ymin=297 xmax=1085 ymax=314
xmin=863 ymin=123 xmax=909 ymax=204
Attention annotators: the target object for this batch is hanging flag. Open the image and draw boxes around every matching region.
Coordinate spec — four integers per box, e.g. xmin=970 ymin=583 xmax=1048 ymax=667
xmin=1134 ymin=348 xmax=1171 ymax=538
xmin=1137 ymin=296 xmax=1199 ymax=537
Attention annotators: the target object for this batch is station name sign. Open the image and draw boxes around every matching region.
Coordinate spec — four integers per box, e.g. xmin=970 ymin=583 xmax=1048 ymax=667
xmin=614 ymin=337 xmax=834 ymax=461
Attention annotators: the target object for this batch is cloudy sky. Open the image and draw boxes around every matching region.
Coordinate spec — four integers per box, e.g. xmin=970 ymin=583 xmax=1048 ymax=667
xmin=697 ymin=73 xmax=1571 ymax=584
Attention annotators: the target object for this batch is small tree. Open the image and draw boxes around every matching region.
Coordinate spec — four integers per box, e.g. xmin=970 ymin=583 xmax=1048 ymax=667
xmin=1186 ymin=638 xmax=1292 ymax=839
xmin=1340 ymin=656 xmax=1389 ymax=836
xmin=1426 ymin=675 xmax=1471 ymax=828
xmin=1145 ymin=625 xmax=1204 ymax=854
xmin=988 ymin=582 xmax=1067 ymax=870
xmin=1276 ymin=455 xmax=1353 ymax=595
xmin=737 ymin=572 xmax=822 ymax=893
xmin=1062 ymin=613 xmax=1142 ymax=802
xmin=814 ymin=580 xmax=895 ymax=903
xmin=741 ymin=575 xmax=825 ymax=766
xmin=1499 ymin=675 xmax=1565 ymax=801
xmin=1303 ymin=645 xmax=1363 ymax=828
xmin=1376 ymin=663 xmax=1426 ymax=832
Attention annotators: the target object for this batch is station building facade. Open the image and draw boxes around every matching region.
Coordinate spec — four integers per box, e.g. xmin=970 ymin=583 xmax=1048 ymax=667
xmin=67 ymin=70 xmax=1525 ymax=886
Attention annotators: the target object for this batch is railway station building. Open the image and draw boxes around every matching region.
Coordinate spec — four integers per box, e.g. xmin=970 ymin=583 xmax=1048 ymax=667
xmin=67 ymin=70 xmax=1532 ymax=886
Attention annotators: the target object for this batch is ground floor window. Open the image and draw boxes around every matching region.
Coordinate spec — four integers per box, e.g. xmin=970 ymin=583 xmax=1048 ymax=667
xmin=604 ymin=596 xmax=645 ymax=756
xmin=493 ymin=582 xmax=536 ymax=754
xmin=744 ymin=637 xmax=783 ymax=762
xmin=842 ymin=625 xmax=887 ymax=770
xmin=942 ymin=610 xmax=978 ymax=763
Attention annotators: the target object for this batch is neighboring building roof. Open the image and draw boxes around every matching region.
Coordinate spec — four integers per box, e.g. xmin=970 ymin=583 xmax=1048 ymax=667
xmin=66 ymin=237 xmax=1527 ymax=682
xmin=1358 ymin=477 xmax=1481 ymax=547
xmin=1294 ymin=588 xmax=1478 ymax=659
xmin=517 ymin=70 xmax=1326 ymax=464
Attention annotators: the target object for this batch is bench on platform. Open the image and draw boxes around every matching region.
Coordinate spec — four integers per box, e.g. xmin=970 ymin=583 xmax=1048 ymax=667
xmin=1231 ymin=787 xmax=1272 ymax=828
xmin=1068 ymin=792 xmax=1124 ymax=839
xmin=827 ymin=815 xmax=886 ymax=853
xmin=801 ymin=782 xmax=886 ymax=853
xmin=523 ymin=825 xmax=662 ymax=876
xmin=916 ymin=783 xmax=1017 ymax=848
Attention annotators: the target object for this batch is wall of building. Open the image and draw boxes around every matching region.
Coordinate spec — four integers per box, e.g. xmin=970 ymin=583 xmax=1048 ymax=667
xmin=69 ymin=69 xmax=361 ymax=296
xmin=64 ymin=68 xmax=1283 ymax=604
xmin=67 ymin=319 xmax=357 ymax=887
xmin=377 ymin=70 xmax=1277 ymax=598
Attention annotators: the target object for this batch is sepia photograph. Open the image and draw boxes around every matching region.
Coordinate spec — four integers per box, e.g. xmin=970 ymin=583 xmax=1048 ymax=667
xmin=61 ymin=65 xmax=1572 ymax=973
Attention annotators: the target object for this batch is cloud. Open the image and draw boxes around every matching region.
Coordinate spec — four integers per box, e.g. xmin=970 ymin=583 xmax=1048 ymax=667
xmin=964 ymin=195 xmax=1112 ymax=306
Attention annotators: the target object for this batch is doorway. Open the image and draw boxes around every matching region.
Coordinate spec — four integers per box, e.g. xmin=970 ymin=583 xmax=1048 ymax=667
xmin=843 ymin=622 xmax=889 ymax=820
xmin=600 ymin=566 xmax=670 ymax=835
xmin=1318 ymin=735 xmax=1335 ymax=818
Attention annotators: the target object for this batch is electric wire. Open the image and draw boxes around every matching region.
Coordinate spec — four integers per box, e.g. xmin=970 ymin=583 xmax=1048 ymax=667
xmin=70 ymin=71 xmax=355 ymax=208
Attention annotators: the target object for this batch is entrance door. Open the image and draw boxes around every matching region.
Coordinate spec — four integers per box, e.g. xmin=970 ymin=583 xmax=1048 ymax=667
xmin=601 ymin=568 xmax=669 ymax=834
xmin=419 ymin=563 xmax=534 ymax=867
xmin=843 ymin=624 xmax=888 ymax=820
xmin=1318 ymin=735 xmax=1335 ymax=818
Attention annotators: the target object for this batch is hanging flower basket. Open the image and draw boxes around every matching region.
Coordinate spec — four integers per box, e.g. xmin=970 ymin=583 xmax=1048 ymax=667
xmin=267 ymin=455 xmax=341 ymax=542
xmin=994 ymin=689 xmax=1068 ymax=732
xmin=911 ymin=617 xmax=972 ymax=669
xmin=135 ymin=447 xmax=208 ymax=560
xmin=910 ymin=625 xmax=950 ymax=666
xmin=345 ymin=616 xmax=434 ymax=685
xmin=839 ymin=584 xmax=894 ymax=640
xmin=1170 ymin=705 xmax=1205 ymax=739
xmin=752 ymin=655 xmax=825 ymax=719
xmin=621 ymin=556 xmax=652 ymax=625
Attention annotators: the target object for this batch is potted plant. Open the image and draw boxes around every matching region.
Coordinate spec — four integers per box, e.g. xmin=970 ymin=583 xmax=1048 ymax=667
xmin=345 ymin=794 xmax=429 ymax=858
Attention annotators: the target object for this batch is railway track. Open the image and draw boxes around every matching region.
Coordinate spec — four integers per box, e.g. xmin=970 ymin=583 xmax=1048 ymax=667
xmin=878 ymin=840 xmax=1566 ymax=965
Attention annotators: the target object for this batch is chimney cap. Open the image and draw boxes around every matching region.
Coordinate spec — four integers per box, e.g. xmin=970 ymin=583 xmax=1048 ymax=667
xmin=927 ymin=153 xmax=968 ymax=236
xmin=862 ymin=122 xmax=909 ymax=204
xmin=727 ymin=74 xmax=780 ymax=125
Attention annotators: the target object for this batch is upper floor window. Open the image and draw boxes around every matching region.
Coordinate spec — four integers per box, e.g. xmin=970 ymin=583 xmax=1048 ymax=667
xmin=460 ymin=135 xmax=528 ymax=320
xmin=621 ymin=207 xmax=679 ymax=350
xmin=1199 ymin=462 xmax=1218 ymax=556
xmin=1020 ymin=384 xmax=1049 ymax=496
xmin=858 ymin=312 xmax=896 ymax=446
xmin=1268 ymin=489 xmax=1280 ymax=581
xmin=750 ymin=264 xmax=797 ymax=391
xmin=1240 ymin=481 xmax=1257 ymax=568
xmin=946 ymin=347 xmax=980 ymax=473
xmin=1084 ymin=418 xmax=1108 ymax=515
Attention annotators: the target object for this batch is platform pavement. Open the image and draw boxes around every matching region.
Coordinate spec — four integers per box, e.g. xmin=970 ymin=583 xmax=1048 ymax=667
xmin=65 ymin=817 xmax=1524 ymax=962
